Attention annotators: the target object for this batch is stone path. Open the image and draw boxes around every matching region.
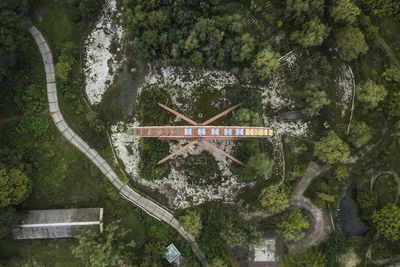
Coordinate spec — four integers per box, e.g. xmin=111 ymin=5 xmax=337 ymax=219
xmin=28 ymin=23 xmax=207 ymax=267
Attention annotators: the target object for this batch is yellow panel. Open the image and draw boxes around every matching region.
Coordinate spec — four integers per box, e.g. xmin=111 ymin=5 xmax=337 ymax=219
xmin=264 ymin=129 xmax=269 ymax=135
xmin=245 ymin=129 xmax=250 ymax=135
xmin=268 ymin=129 xmax=274 ymax=136
xmin=249 ymin=129 xmax=254 ymax=135
xmin=258 ymin=129 xmax=264 ymax=135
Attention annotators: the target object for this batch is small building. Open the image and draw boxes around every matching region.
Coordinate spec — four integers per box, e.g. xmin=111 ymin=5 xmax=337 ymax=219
xmin=165 ymin=243 xmax=181 ymax=264
xmin=12 ymin=208 xmax=103 ymax=240
xmin=248 ymin=238 xmax=281 ymax=267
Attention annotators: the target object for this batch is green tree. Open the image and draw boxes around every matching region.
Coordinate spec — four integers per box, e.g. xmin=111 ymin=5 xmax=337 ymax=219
xmin=55 ymin=42 xmax=79 ymax=83
xmin=275 ymin=208 xmax=309 ymax=241
xmin=244 ymin=152 xmax=274 ymax=178
xmin=0 ymin=206 xmax=18 ymax=238
xmin=233 ymin=108 xmax=263 ymax=126
xmin=0 ymin=169 xmax=29 ymax=207
xmin=357 ymin=187 xmax=377 ymax=219
xmin=0 ymin=1 xmax=29 ymax=83
xmin=73 ymin=220 xmax=135 ymax=266
xmin=284 ymin=0 xmax=325 ymax=26
xmin=348 ymin=121 xmax=373 ymax=148
xmin=210 ymin=258 xmax=227 ymax=267
xmin=383 ymin=65 xmax=400 ymax=83
xmin=391 ymin=120 xmax=400 ymax=144
xmin=356 ymin=79 xmax=387 ymax=108
xmin=220 ymin=222 xmax=246 ymax=247
xmin=291 ymin=17 xmax=329 ymax=47
xmin=179 ymin=210 xmax=202 ymax=239
xmin=297 ymin=83 xmax=330 ymax=116
xmin=372 ymin=204 xmax=400 ymax=243
xmin=317 ymin=192 xmax=335 ymax=202
xmin=252 ymin=50 xmax=280 ymax=80
xmin=79 ymin=0 xmax=104 ymax=21
xmin=259 ymin=185 xmax=290 ymax=213
xmin=330 ymin=0 xmax=360 ymax=24
xmin=314 ymin=131 xmax=350 ymax=164
xmin=358 ymin=0 xmax=400 ymax=17
xmin=281 ymin=250 xmax=326 ymax=267
xmin=336 ymin=26 xmax=368 ymax=61
xmin=334 ymin=165 xmax=349 ymax=181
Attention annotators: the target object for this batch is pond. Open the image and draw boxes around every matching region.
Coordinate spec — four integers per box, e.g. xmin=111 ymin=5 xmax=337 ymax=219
xmin=338 ymin=183 xmax=370 ymax=237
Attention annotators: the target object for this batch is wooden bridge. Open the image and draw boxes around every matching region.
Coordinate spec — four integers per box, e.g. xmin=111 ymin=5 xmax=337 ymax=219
xmin=129 ymin=102 xmax=273 ymax=165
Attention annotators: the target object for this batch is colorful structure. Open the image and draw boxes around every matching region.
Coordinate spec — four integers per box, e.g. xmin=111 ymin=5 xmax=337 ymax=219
xmin=128 ymin=102 xmax=273 ymax=165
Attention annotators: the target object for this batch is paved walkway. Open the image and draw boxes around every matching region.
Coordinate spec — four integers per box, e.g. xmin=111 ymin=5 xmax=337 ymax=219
xmin=28 ymin=23 xmax=207 ymax=267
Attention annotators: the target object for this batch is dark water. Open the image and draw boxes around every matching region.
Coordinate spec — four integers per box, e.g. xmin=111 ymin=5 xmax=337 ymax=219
xmin=338 ymin=183 xmax=370 ymax=237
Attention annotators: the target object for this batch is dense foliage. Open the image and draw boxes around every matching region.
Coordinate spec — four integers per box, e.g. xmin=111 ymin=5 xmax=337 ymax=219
xmin=274 ymin=208 xmax=309 ymax=241
xmin=372 ymin=204 xmax=400 ymax=243
xmin=314 ymin=131 xmax=350 ymax=164
xmin=73 ymin=220 xmax=135 ymax=266
xmin=259 ymin=185 xmax=290 ymax=212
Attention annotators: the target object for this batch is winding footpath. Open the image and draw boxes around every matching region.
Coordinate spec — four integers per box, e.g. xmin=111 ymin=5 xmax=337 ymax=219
xmin=27 ymin=22 xmax=207 ymax=266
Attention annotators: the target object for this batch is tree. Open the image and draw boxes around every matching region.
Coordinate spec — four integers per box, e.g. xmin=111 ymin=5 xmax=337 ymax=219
xmin=79 ymin=0 xmax=104 ymax=21
xmin=284 ymin=0 xmax=325 ymax=26
xmin=336 ymin=26 xmax=368 ymax=61
xmin=317 ymin=192 xmax=335 ymax=202
xmin=220 ymin=222 xmax=246 ymax=247
xmin=0 ymin=206 xmax=18 ymax=238
xmin=244 ymin=152 xmax=274 ymax=178
xmin=330 ymin=0 xmax=361 ymax=25
xmin=179 ymin=210 xmax=202 ymax=239
xmin=314 ymin=131 xmax=350 ymax=164
xmin=348 ymin=121 xmax=373 ymax=148
xmin=356 ymin=79 xmax=387 ymax=108
xmin=259 ymin=185 xmax=290 ymax=213
xmin=0 ymin=1 xmax=30 ymax=83
xmin=383 ymin=65 xmax=400 ymax=83
xmin=275 ymin=208 xmax=309 ymax=241
xmin=357 ymin=187 xmax=377 ymax=219
xmin=372 ymin=204 xmax=400 ymax=243
xmin=233 ymin=108 xmax=263 ymax=126
xmin=296 ymin=83 xmax=330 ymax=116
xmin=56 ymin=42 xmax=79 ymax=83
xmin=210 ymin=258 xmax=227 ymax=267
xmin=73 ymin=220 xmax=135 ymax=266
xmin=358 ymin=0 xmax=400 ymax=17
xmin=291 ymin=17 xmax=329 ymax=47
xmin=281 ymin=250 xmax=326 ymax=267
xmin=252 ymin=50 xmax=280 ymax=80
xmin=334 ymin=165 xmax=349 ymax=181
xmin=0 ymin=168 xmax=29 ymax=207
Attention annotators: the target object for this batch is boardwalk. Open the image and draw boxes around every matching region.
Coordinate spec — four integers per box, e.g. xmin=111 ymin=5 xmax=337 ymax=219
xmin=131 ymin=126 xmax=273 ymax=139
xmin=27 ymin=22 xmax=207 ymax=266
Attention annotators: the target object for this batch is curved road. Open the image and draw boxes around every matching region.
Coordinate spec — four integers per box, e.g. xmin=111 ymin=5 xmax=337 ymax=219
xmin=27 ymin=22 xmax=207 ymax=266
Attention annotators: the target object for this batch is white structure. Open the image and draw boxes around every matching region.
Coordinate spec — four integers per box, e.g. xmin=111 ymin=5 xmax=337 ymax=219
xmin=12 ymin=208 xmax=103 ymax=239
xmin=249 ymin=239 xmax=279 ymax=266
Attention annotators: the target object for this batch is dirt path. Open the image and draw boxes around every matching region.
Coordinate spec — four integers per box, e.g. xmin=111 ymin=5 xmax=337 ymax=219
xmin=287 ymin=197 xmax=331 ymax=254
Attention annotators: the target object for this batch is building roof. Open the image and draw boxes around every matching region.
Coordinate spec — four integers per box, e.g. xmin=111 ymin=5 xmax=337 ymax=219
xmin=12 ymin=208 xmax=103 ymax=240
xmin=165 ymin=243 xmax=181 ymax=263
